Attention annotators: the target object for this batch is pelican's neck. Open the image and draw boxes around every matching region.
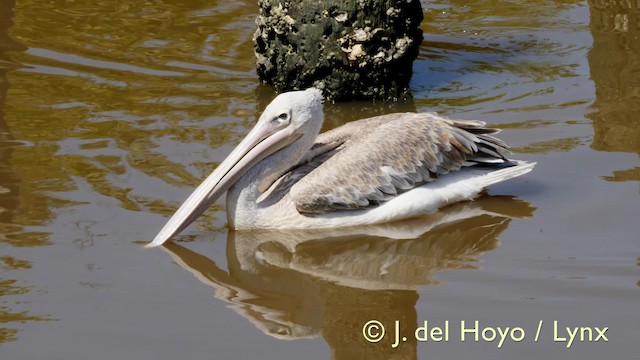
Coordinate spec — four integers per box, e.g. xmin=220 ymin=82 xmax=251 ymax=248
xmin=226 ymin=131 xmax=317 ymax=228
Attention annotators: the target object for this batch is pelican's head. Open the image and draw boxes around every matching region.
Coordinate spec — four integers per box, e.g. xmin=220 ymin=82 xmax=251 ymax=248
xmin=147 ymin=88 xmax=324 ymax=247
xmin=258 ymin=87 xmax=324 ymax=137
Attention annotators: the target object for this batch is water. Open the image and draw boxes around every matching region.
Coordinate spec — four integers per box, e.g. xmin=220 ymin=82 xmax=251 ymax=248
xmin=0 ymin=0 xmax=638 ymax=359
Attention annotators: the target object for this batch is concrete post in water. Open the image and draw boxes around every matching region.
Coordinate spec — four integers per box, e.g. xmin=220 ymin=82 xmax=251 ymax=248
xmin=253 ymin=0 xmax=423 ymax=100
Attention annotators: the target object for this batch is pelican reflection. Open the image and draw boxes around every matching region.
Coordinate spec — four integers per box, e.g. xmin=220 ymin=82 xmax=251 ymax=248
xmin=161 ymin=196 xmax=534 ymax=358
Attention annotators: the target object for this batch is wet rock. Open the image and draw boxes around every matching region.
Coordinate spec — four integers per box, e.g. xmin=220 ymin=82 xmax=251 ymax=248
xmin=253 ymin=0 xmax=423 ymax=101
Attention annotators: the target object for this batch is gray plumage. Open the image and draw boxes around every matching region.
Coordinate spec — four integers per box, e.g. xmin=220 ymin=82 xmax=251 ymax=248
xmin=283 ymin=112 xmax=511 ymax=214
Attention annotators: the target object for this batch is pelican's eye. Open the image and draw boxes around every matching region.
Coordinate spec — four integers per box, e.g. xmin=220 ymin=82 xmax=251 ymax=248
xmin=275 ymin=111 xmax=290 ymax=124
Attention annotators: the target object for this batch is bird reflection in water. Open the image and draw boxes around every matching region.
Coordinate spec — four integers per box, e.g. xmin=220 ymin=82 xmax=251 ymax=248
xmin=160 ymin=196 xmax=534 ymax=359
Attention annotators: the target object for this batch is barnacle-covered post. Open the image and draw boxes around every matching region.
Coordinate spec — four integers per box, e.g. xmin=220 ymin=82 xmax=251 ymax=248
xmin=253 ymin=0 xmax=423 ymax=101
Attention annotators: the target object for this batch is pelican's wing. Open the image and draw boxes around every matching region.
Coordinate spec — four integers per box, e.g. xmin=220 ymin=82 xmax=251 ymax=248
xmin=299 ymin=113 xmax=400 ymax=163
xmin=289 ymin=112 xmax=511 ymax=214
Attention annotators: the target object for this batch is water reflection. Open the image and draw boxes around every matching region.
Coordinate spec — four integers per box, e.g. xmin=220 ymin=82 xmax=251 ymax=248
xmin=414 ymin=0 xmax=588 ymax=118
xmin=0 ymin=0 xmax=53 ymax=345
xmin=0 ymin=256 xmax=51 ymax=345
xmin=0 ymin=0 xmax=53 ymax=247
xmin=0 ymin=0 xmax=20 ymax=226
xmin=161 ymin=197 xmax=533 ymax=359
xmin=2 ymin=0 xmax=263 ymax=236
xmin=637 ymin=257 xmax=640 ymax=288
xmin=587 ymin=0 xmax=640 ymax=181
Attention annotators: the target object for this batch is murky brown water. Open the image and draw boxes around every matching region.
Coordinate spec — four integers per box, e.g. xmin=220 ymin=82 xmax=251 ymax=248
xmin=0 ymin=0 xmax=638 ymax=359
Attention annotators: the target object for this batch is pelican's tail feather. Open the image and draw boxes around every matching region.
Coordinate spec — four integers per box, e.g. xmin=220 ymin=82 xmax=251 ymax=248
xmin=480 ymin=160 xmax=536 ymax=187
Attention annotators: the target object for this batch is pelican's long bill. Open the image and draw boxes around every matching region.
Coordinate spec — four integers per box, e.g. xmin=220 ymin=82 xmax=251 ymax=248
xmin=147 ymin=117 xmax=294 ymax=248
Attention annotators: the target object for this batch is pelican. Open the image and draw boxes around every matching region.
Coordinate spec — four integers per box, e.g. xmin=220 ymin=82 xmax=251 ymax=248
xmin=147 ymin=88 xmax=534 ymax=247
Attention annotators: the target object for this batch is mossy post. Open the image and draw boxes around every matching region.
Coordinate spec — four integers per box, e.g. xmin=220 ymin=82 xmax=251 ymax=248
xmin=254 ymin=0 xmax=423 ymax=101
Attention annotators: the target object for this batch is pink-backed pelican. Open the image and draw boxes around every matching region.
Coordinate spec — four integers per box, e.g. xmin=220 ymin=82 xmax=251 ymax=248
xmin=147 ymin=88 xmax=534 ymax=247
